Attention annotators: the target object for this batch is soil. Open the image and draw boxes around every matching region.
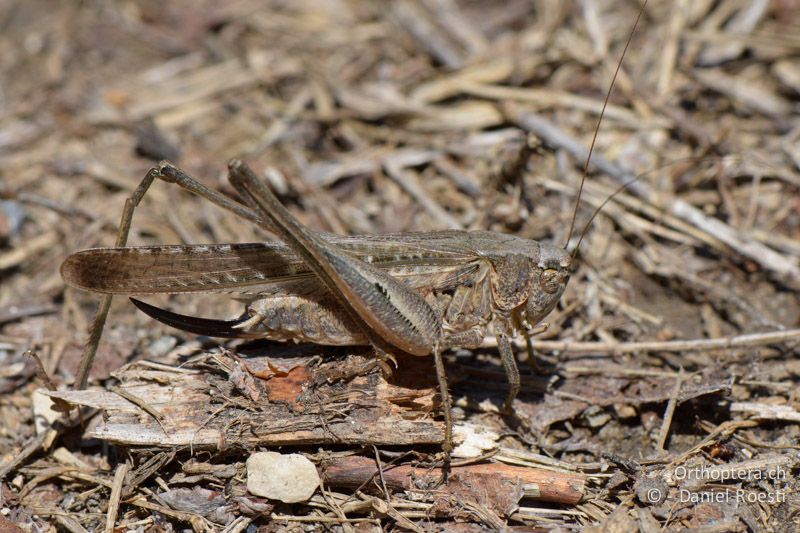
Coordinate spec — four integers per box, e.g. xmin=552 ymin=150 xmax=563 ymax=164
xmin=2 ymin=1 xmax=800 ymax=531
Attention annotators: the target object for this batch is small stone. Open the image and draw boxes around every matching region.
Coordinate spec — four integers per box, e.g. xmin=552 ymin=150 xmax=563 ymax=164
xmin=246 ymin=452 xmax=320 ymax=503
xmin=613 ymin=404 xmax=637 ymax=419
xmin=584 ymin=406 xmax=611 ymax=428
xmin=453 ymin=422 xmax=499 ymax=458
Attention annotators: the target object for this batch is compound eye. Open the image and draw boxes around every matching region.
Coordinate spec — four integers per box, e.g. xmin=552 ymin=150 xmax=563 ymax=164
xmin=541 ymin=268 xmax=560 ymax=294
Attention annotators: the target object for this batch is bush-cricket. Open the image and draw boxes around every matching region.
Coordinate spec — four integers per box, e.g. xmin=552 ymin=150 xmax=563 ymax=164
xmin=60 ymin=3 xmax=647 ymax=458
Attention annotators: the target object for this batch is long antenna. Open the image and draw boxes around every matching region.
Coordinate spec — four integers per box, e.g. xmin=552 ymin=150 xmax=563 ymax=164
xmin=573 ymin=171 xmax=649 ymax=256
xmin=572 ymin=155 xmax=727 ymax=257
xmin=565 ymin=0 xmax=648 ymax=252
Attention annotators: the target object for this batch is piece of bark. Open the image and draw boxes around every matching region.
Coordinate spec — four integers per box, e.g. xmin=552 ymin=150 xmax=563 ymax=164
xmin=322 ymin=455 xmax=585 ymax=506
xmin=46 ymin=351 xmax=447 ymax=449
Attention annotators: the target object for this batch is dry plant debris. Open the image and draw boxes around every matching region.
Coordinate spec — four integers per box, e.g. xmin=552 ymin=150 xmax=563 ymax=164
xmin=1 ymin=0 xmax=800 ymax=531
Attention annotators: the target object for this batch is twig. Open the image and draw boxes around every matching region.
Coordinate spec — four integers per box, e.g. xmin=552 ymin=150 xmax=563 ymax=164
xmin=105 ymin=461 xmax=130 ymax=533
xmin=421 ymin=0 xmax=487 ymax=55
xmin=54 ymin=515 xmax=90 ymax=533
xmin=504 ymin=104 xmax=800 ymax=286
xmin=0 ymin=431 xmax=49 ymax=481
xmin=220 ymin=517 xmax=253 ymax=533
xmin=657 ymin=0 xmax=689 ymax=95
xmin=128 ymin=496 xmax=211 ymax=531
xmin=372 ymin=446 xmax=392 ymax=503
xmin=730 ymin=402 xmax=800 ymax=422
xmin=25 ymin=350 xmax=57 ymax=391
xmin=323 ymin=455 xmax=585 ymax=505
xmin=369 ymin=496 xmax=424 ymax=532
xmin=383 ymin=158 xmax=462 ymax=229
xmin=0 ymin=303 xmax=57 ymax=325
xmin=667 ymin=420 xmax=760 ymax=468
xmin=0 ymin=231 xmax=58 ymax=270
xmin=391 ymin=0 xmax=463 ymax=68
xmin=270 ymin=515 xmax=381 ymax=524
xmin=657 ymin=368 xmax=685 ymax=451
xmin=529 ymin=328 xmax=800 ymax=354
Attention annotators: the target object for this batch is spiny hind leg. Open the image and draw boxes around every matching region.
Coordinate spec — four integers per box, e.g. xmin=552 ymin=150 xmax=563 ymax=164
xmin=74 ymin=163 xmax=271 ymax=389
xmin=156 ymin=162 xmax=267 ymax=227
xmin=74 ymin=169 xmax=157 ymax=389
xmin=432 ymin=342 xmax=452 ymax=481
xmin=429 ymin=326 xmax=486 ymax=479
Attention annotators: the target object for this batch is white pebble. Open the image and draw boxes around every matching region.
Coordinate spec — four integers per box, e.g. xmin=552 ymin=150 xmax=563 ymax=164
xmin=453 ymin=422 xmax=499 ymax=458
xmin=246 ymin=452 xmax=320 ymax=503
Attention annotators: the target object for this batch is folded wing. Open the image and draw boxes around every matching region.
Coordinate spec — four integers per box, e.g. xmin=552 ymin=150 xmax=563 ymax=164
xmin=61 ymin=235 xmax=480 ymax=297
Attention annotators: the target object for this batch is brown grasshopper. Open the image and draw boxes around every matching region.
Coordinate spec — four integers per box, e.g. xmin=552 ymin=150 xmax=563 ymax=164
xmin=61 ymin=4 xmax=647 ymax=458
xmin=61 ymin=161 xmax=572 ymax=453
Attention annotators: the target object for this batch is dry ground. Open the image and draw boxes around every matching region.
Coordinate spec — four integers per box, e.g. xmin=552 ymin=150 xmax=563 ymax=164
xmin=2 ymin=0 xmax=800 ymax=531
